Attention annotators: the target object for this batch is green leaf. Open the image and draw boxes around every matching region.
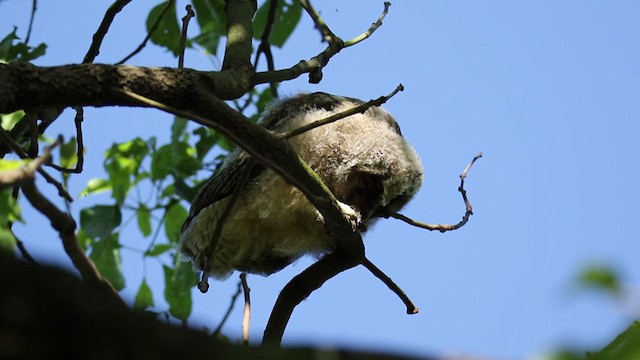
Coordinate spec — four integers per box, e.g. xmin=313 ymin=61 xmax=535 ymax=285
xmin=163 ymin=257 xmax=197 ymax=320
xmin=133 ymin=279 xmax=154 ymax=310
xmin=0 ymin=159 xmax=29 ymax=171
xmin=253 ymin=0 xmax=302 ymax=47
xmin=0 ymin=27 xmax=47 ymax=63
xmin=147 ymin=1 xmax=183 ymax=56
xmin=190 ymin=0 xmax=226 ymax=54
xmin=80 ymin=204 xmax=122 ymax=239
xmin=90 ymin=233 xmax=125 ymax=291
xmin=80 ymin=178 xmax=112 ymax=197
xmin=150 ymin=143 xmax=201 ymax=181
xmin=164 ymin=202 xmax=187 ymax=243
xmin=191 ymin=31 xmax=222 ymax=55
xmin=136 ymin=204 xmax=152 ymax=237
xmin=76 ymin=229 xmax=92 ymax=251
xmin=104 ymin=138 xmax=149 ymax=204
xmin=193 ymin=127 xmax=218 ymax=160
xmin=171 ymin=117 xmax=188 ymax=143
xmin=144 ymin=243 xmax=173 ymax=257
xmin=1 ymin=110 xmax=25 ymax=131
xmin=174 ymin=178 xmax=198 ymax=203
xmin=59 ymin=137 xmax=78 ymax=169
xmin=0 ymin=220 xmax=17 ymax=252
xmin=579 ymin=265 xmax=620 ymax=295
xmin=0 ymin=188 xmax=22 ymax=223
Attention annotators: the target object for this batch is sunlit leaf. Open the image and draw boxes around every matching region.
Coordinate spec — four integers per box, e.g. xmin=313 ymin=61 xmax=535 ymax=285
xmin=80 ymin=204 xmax=122 ymax=239
xmin=191 ymin=0 xmax=225 ymax=54
xmin=1 ymin=110 xmax=25 ymax=131
xmin=90 ymin=233 xmax=125 ymax=291
xmin=134 ymin=278 xmax=154 ymax=310
xmin=80 ymin=178 xmax=111 ymax=197
xmin=104 ymin=138 xmax=149 ymax=204
xmin=0 ymin=159 xmax=29 ymax=171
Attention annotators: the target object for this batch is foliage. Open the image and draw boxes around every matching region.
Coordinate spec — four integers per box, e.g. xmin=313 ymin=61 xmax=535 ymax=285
xmin=0 ymin=0 xmax=300 ymax=323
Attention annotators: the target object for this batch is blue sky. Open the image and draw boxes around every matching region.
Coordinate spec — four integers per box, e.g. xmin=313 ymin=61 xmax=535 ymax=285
xmin=2 ymin=1 xmax=640 ymax=358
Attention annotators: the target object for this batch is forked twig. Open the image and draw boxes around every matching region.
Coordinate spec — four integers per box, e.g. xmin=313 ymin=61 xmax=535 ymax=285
xmin=384 ymin=152 xmax=483 ymax=232
xmin=46 ymin=107 xmax=85 ymax=174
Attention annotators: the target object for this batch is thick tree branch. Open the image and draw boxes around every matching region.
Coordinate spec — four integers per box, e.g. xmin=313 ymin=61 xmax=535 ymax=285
xmin=222 ymin=0 xmax=256 ymax=79
xmin=0 ymin=63 xmax=253 ymax=111
xmin=20 ymin=178 xmax=125 ymax=307
xmin=263 ymin=250 xmax=363 ymax=344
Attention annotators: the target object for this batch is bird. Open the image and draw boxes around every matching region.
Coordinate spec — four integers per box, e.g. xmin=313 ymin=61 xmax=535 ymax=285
xmin=179 ymin=92 xmax=423 ymax=289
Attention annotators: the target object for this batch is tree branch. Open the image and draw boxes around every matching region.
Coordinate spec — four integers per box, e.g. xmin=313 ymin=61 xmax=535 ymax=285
xmin=382 ymin=153 xmax=483 ymax=232
xmin=362 ymin=257 xmax=419 ymax=314
xmin=0 ymin=128 xmax=73 ymax=201
xmin=263 ymin=250 xmax=363 ymax=344
xmin=83 ymin=0 xmax=133 ymax=64
xmin=116 ymin=0 xmax=175 ymax=65
xmin=254 ymin=0 xmax=390 ymax=85
xmin=20 ymin=177 xmax=126 ymax=307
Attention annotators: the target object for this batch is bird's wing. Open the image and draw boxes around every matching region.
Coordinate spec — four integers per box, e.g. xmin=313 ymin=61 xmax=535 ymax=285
xmin=181 ymin=151 xmax=264 ymax=232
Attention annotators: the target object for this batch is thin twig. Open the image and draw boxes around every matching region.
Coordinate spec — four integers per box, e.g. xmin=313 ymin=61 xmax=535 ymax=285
xmin=384 ymin=153 xmax=483 ymax=232
xmin=178 ymin=5 xmax=195 ymax=69
xmin=344 ymin=2 xmax=391 ymax=47
xmin=212 ymin=280 xmax=243 ymax=336
xmin=300 ymin=0 xmax=339 ymax=44
xmin=15 ymin=236 xmax=38 ymax=264
xmin=83 ymin=0 xmax=133 ymax=63
xmin=362 ymin=257 xmax=418 ymax=314
xmin=0 ymin=129 xmax=73 ymax=201
xmin=253 ymin=0 xmax=279 ymax=97
xmin=46 ymin=107 xmax=85 ymax=174
xmin=116 ymin=0 xmax=175 ymax=64
xmin=240 ymin=273 xmax=251 ymax=345
xmin=25 ymin=0 xmax=37 ymax=44
xmin=282 ymin=84 xmax=404 ymax=139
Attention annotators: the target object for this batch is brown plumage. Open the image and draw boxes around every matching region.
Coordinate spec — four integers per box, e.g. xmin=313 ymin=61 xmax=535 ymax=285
xmin=179 ymin=93 xmax=423 ymax=281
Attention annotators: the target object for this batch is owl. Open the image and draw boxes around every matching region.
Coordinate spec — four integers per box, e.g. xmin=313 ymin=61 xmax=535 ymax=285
xmin=179 ymin=92 xmax=423 ymax=285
